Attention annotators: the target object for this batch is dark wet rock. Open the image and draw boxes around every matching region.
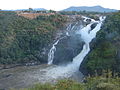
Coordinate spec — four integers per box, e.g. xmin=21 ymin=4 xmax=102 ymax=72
xmin=86 ymin=19 xmax=91 ymax=23
xmin=53 ymin=35 xmax=84 ymax=65
xmin=91 ymin=23 xmax=98 ymax=30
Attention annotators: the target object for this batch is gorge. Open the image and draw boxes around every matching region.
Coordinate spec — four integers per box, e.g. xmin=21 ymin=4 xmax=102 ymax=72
xmin=0 ymin=14 xmax=106 ymax=89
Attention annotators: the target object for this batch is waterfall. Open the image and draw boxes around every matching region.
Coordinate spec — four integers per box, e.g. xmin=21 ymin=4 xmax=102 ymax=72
xmin=48 ymin=36 xmax=67 ymax=65
xmin=82 ymin=16 xmax=96 ymax=23
xmin=46 ymin=16 xmax=106 ymax=79
xmin=73 ymin=16 xmax=106 ymax=67
xmin=48 ymin=40 xmax=60 ymax=65
xmin=48 ymin=22 xmax=79 ymax=65
xmin=66 ymin=24 xmax=71 ymax=36
xmin=66 ymin=22 xmax=78 ymax=36
xmin=71 ymin=22 xmax=78 ymax=31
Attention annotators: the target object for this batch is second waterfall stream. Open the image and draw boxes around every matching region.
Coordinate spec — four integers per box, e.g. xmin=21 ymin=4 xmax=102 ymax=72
xmin=33 ymin=16 xmax=106 ymax=82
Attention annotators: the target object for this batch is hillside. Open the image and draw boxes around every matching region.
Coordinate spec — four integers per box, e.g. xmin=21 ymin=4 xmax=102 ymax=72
xmin=0 ymin=11 xmax=67 ymax=68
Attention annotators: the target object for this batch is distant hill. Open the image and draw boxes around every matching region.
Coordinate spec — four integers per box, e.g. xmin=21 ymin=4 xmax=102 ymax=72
xmin=62 ymin=6 xmax=118 ymax=12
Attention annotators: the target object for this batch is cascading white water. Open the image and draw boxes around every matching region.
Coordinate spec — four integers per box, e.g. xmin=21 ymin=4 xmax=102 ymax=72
xmin=73 ymin=16 xmax=106 ymax=67
xmin=45 ymin=16 xmax=106 ymax=79
xmin=32 ymin=16 xmax=106 ymax=82
xmin=71 ymin=22 xmax=78 ymax=31
xmin=48 ymin=22 xmax=79 ymax=65
xmin=82 ymin=16 xmax=96 ymax=23
xmin=48 ymin=40 xmax=60 ymax=65
xmin=66 ymin=24 xmax=71 ymax=36
xmin=48 ymin=36 xmax=67 ymax=65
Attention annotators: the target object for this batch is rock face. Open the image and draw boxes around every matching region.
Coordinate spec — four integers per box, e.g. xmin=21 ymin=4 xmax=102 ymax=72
xmin=53 ymin=35 xmax=84 ymax=65
xmin=91 ymin=23 xmax=98 ymax=30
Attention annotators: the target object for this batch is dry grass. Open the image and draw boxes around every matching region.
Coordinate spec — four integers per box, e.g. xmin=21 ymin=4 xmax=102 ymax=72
xmin=18 ymin=13 xmax=55 ymax=19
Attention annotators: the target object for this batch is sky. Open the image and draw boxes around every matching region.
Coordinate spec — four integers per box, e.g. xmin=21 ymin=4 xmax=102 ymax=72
xmin=0 ymin=0 xmax=120 ymax=11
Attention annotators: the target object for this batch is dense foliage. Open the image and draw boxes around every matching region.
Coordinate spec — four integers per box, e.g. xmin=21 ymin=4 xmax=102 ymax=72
xmin=0 ymin=11 xmax=66 ymax=65
xmin=80 ymin=12 xmax=120 ymax=75
xmin=59 ymin=11 xmax=104 ymax=15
